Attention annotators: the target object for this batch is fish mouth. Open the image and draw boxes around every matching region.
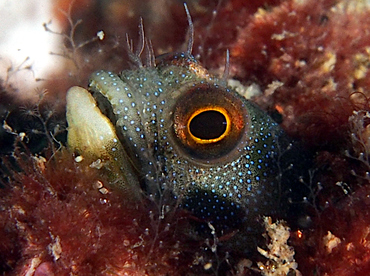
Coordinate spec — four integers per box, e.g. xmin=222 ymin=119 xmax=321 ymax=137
xmin=66 ymin=85 xmax=142 ymax=200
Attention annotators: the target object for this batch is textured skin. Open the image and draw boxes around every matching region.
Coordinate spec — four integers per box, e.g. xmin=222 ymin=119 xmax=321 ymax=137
xmin=67 ymin=52 xmax=289 ymax=237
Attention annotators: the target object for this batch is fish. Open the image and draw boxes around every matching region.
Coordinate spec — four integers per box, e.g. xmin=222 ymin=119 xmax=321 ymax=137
xmin=65 ymin=9 xmax=299 ymax=245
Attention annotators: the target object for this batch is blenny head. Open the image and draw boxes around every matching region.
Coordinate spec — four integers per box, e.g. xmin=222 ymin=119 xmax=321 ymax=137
xmin=66 ymin=8 xmax=299 ymax=245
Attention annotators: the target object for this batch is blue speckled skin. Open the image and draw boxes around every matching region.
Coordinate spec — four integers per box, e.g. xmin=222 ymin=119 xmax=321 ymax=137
xmin=86 ymin=52 xmax=288 ymax=236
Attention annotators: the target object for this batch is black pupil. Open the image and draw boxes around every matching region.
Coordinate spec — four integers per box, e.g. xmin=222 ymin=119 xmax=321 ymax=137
xmin=189 ymin=110 xmax=227 ymax=140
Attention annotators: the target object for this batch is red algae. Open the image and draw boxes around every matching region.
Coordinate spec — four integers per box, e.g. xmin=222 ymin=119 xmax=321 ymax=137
xmin=292 ymin=184 xmax=370 ymax=276
xmin=198 ymin=0 xmax=370 ymax=150
xmin=191 ymin=0 xmax=370 ymax=275
xmin=192 ymin=0 xmax=285 ymax=67
xmin=0 ymin=150 xmax=198 ymax=275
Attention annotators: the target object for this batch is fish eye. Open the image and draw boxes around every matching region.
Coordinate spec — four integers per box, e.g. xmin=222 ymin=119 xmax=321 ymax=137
xmin=188 ymin=107 xmax=230 ymax=143
xmin=172 ymin=83 xmax=248 ymax=161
